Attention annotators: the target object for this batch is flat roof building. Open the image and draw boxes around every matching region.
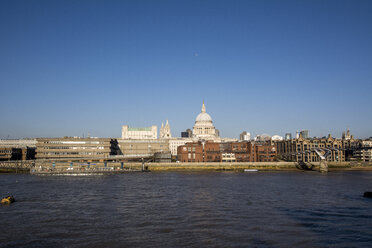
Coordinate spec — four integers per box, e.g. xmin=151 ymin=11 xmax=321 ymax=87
xmin=121 ymin=125 xmax=157 ymax=140
xmin=117 ymin=139 xmax=169 ymax=156
xmin=36 ymin=137 xmax=118 ymax=161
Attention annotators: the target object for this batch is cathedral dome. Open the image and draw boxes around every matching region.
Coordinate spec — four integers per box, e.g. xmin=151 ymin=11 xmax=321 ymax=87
xmin=194 ymin=102 xmax=213 ymax=125
xmin=195 ymin=112 xmax=212 ymax=123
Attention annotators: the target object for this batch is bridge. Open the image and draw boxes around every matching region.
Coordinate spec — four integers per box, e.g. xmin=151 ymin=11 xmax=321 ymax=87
xmin=293 ymin=146 xmax=372 ymax=173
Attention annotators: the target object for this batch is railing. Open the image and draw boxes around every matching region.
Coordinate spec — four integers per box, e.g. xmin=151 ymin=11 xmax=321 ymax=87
xmin=0 ymin=160 xmax=34 ymax=169
xmin=31 ymin=161 xmax=143 ymax=174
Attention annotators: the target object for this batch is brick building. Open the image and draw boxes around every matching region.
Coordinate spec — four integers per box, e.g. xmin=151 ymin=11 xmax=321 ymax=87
xmin=177 ymin=142 xmax=204 ymax=162
xmin=252 ymin=142 xmax=277 ymax=162
xmin=177 ymin=141 xmax=276 ymax=163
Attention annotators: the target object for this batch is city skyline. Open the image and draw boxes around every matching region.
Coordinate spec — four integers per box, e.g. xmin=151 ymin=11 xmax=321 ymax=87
xmin=1 ymin=0 xmax=371 ymax=139
xmin=0 ymin=100 xmax=368 ymax=140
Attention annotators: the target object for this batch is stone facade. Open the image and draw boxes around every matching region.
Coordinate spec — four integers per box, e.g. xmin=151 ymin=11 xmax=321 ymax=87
xmin=168 ymin=138 xmax=193 ymax=156
xmin=239 ymin=131 xmax=251 ymax=141
xmin=117 ymin=139 xmax=169 ymax=156
xmin=0 ymin=139 xmax=36 ymax=161
xmin=121 ymin=125 xmax=157 ymax=140
xmin=0 ymin=139 xmax=36 ymax=148
xmin=276 ymin=134 xmax=347 ymax=162
xmin=192 ymin=102 xmax=219 ymax=140
xmin=353 ymin=139 xmax=372 ymax=162
xmin=159 ymin=120 xmax=172 ymax=139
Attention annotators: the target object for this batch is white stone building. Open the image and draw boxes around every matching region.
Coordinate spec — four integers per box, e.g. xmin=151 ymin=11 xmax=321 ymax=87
xmin=168 ymin=138 xmax=193 ymax=156
xmin=271 ymin=135 xmax=284 ymax=141
xmin=121 ymin=125 xmax=157 ymax=140
xmin=240 ymin=131 xmax=251 ymax=141
xmin=192 ymin=102 xmax=219 ymax=140
xmin=0 ymin=139 xmax=37 ymax=148
xmin=160 ymin=120 xmax=172 ymax=139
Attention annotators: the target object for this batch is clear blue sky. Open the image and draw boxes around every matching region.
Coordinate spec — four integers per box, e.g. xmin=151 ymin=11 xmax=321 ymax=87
xmin=1 ymin=0 xmax=371 ymax=139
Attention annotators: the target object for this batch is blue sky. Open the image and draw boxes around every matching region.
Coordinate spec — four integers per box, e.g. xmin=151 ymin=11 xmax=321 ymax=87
xmin=1 ymin=0 xmax=371 ymax=139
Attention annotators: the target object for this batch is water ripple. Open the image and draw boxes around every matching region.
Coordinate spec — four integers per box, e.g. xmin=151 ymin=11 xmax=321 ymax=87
xmin=1 ymin=171 xmax=372 ymax=247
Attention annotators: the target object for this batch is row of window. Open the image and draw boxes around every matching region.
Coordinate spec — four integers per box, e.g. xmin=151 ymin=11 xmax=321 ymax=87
xmin=41 ymin=152 xmax=105 ymax=155
xmin=40 ymin=147 xmax=105 ymax=150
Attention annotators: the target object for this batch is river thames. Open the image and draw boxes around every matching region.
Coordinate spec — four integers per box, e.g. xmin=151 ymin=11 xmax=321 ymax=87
xmin=1 ymin=171 xmax=371 ymax=248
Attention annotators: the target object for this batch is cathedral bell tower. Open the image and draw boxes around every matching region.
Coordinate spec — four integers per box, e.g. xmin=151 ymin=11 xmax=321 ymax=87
xmin=160 ymin=120 xmax=172 ymax=138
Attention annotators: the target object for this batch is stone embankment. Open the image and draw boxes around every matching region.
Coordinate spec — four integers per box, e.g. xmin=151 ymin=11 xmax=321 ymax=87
xmin=147 ymin=161 xmax=372 ymax=171
xmin=1 ymin=161 xmax=372 ymax=173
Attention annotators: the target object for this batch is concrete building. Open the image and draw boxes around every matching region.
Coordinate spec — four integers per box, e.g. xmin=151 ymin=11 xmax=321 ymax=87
xmin=271 ymin=135 xmax=283 ymax=141
xmin=117 ymin=139 xmax=169 ymax=156
xmin=0 ymin=139 xmax=36 ymax=160
xmin=353 ymin=139 xmax=372 ymax=162
xmin=300 ymin=130 xmax=309 ymax=139
xmin=0 ymin=148 xmax=26 ymax=161
xmin=36 ymin=137 xmax=118 ymax=160
xmin=254 ymin=134 xmax=271 ymax=142
xmin=285 ymin=133 xmax=292 ymax=140
xmin=0 ymin=139 xmax=36 ymax=148
xmin=181 ymin=129 xmax=192 ymax=138
xmin=239 ymin=131 xmax=251 ymax=141
xmin=121 ymin=125 xmax=157 ymax=140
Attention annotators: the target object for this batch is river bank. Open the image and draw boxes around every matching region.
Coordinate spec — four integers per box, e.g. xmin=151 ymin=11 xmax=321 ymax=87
xmin=146 ymin=161 xmax=372 ymax=172
xmin=2 ymin=161 xmax=372 ymax=173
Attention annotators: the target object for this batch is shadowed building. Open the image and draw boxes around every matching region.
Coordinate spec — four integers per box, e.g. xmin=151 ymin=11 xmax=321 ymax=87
xmin=0 ymin=139 xmax=36 ymax=160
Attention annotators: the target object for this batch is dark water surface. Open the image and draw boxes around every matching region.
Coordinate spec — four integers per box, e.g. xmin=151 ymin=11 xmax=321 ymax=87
xmin=1 ymin=171 xmax=372 ymax=248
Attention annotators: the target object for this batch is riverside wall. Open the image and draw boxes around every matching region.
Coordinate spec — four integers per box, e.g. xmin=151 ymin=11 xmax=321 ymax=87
xmin=2 ymin=160 xmax=372 ymax=173
xmin=147 ymin=161 xmax=372 ymax=171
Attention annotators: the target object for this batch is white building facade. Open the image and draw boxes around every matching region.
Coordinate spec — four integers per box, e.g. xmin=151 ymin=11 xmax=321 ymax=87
xmin=121 ymin=125 xmax=157 ymax=140
xmin=160 ymin=120 xmax=172 ymax=139
xmin=192 ymin=102 xmax=219 ymax=140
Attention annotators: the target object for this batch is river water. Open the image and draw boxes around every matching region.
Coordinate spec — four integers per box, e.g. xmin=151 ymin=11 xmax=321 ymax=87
xmin=1 ymin=171 xmax=371 ymax=248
